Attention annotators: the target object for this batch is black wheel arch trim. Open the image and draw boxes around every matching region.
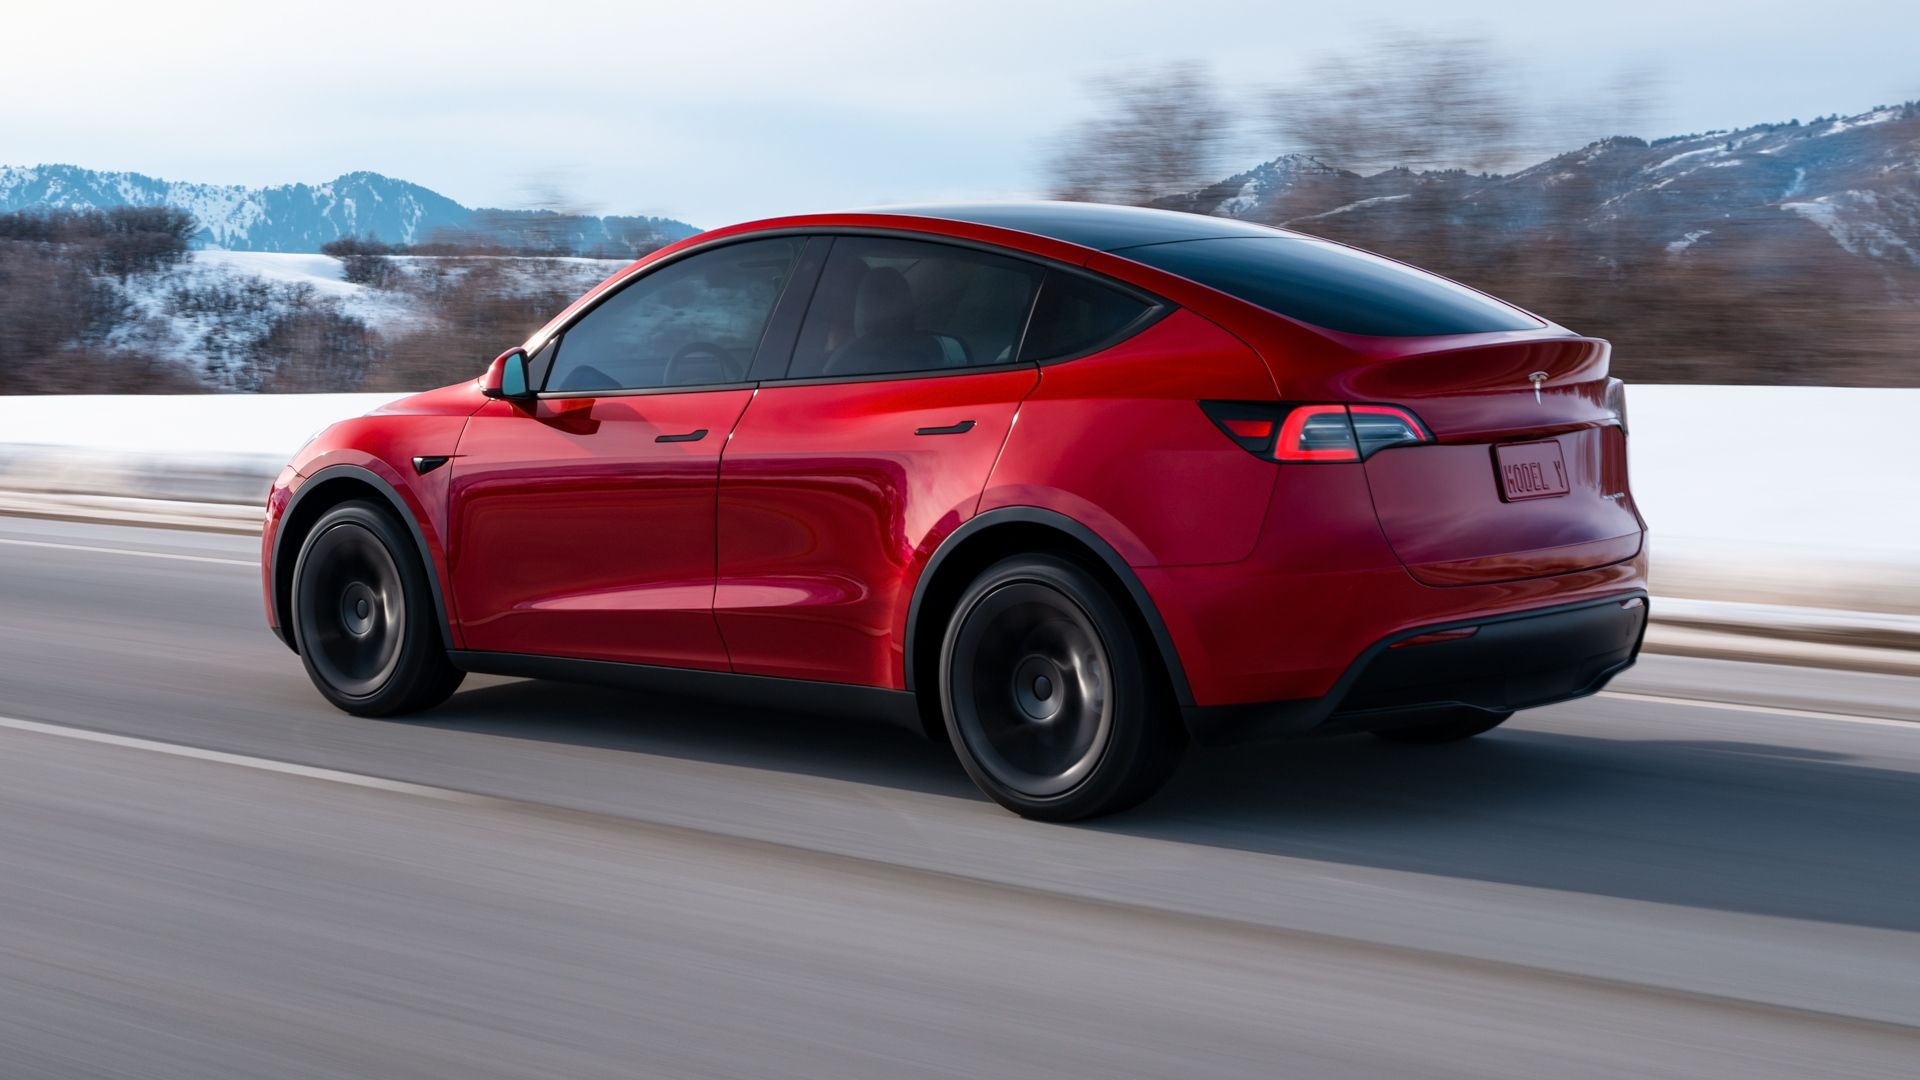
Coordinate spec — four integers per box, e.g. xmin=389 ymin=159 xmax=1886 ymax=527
xmin=902 ymin=506 xmax=1195 ymax=708
xmin=271 ymin=463 xmax=454 ymax=655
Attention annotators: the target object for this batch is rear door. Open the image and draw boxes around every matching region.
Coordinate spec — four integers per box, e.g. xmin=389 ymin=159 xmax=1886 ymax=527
xmin=714 ymin=235 xmax=1045 ymax=686
xmin=449 ymin=236 xmax=806 ymax=668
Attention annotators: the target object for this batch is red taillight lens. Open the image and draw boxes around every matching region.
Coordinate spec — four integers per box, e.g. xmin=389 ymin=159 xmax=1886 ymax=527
xmin=1201 ymin=402 xmax=1431 ymax=463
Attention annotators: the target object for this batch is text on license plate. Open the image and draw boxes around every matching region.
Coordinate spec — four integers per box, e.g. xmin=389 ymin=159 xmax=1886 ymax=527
xmin=1495 ymin=440 xmax=1570 ymax=501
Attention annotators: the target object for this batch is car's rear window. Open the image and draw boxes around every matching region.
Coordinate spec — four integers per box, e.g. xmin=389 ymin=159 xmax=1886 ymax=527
xmin=1118 ymin=236 xmax=1540 ymax=337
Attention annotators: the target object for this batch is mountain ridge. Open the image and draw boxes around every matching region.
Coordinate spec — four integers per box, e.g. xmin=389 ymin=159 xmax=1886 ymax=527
xmin=0 ymin=165 xmax=700 ymax=256
xmin=1164 ymin=103 xmax=1920 ymax=275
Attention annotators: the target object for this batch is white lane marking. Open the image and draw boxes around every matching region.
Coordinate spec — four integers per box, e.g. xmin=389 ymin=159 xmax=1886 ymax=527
xmin=1598 ymin=690 xmax=1916 ymax=728
xmin=0 ymin=537 xmax=254 ymax=567
xmin=0 ymin=714 xmax=490 ymax=804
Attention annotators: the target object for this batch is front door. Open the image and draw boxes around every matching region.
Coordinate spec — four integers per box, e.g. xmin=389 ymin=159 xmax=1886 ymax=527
xmin=449 ymin=236 xmax=806 ymax=669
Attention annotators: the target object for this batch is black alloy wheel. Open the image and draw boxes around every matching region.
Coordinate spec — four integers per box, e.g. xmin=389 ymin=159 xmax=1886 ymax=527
xmin=941 ymin=554 xmax=1183 ymax=821
xmin=292 ymin=500 xmax=463 ymax=716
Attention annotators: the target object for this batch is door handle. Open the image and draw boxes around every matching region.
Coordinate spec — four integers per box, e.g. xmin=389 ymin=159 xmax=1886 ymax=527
xmin=915 ymin=420 xmax=976 ymax=436
xmin=655 ymin=428 xmax=709 ymax=443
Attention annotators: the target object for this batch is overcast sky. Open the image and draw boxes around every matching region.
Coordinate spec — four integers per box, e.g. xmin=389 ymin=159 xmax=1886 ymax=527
xmin=5 ymin=0 xmax=1915 ymax=226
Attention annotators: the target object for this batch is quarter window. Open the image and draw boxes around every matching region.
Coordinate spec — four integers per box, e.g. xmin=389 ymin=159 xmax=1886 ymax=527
xmin=1019 ymin=271 xmax=1152 ymax=362
xmin=543 ymin=237 xmax=803 ymax=392
xmin=785 ymin=236 xmax=1043 ymax=379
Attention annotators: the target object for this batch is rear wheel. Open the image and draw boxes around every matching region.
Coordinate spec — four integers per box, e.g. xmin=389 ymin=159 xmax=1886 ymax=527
xmin=1371 ymin=708 xmax=1512 ymax=745
xmin=939 ymin=555 xmax=1184 ymax=821
xmin=292 ymin=500 xmax=463 ymax=717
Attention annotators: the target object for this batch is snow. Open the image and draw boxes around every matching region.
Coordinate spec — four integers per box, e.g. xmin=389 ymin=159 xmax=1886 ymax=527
xmin=1820 ymin=108 xmax=1901 ymax=137
xmin=192 ymin=250 xmax=363 ymax=299
xmin=1648 ymin=146 xmax=1720 ymax=172
xmin=1782 ymin=195 xmax=1917 ymax=261
xmin=0 ymin=393 xmax=407 ymax=458
xmin=1627 ymin=385 xmax=1920 ymax=560
xmin=1215 ymin=179 xmax=1259 ymax=218
xmin=1287 ymin=194 xmax=1409 ymax=222
xmin=1665 ymin=229 xmax=1711 ymax=254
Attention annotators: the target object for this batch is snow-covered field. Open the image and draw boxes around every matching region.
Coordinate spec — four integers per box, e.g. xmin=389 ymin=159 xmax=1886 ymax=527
xmin=1629 ymin=386 xmax=1918 ymax=561
xmin=114 ymin=251 xmax=628 ymax=387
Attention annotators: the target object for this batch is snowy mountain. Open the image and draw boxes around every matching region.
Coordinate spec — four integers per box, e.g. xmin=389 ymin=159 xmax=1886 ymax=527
xmin=1167 ymin=103 xmax=1920 ymax=278
xmin=0 ymin=166 xmax=699 ymax=255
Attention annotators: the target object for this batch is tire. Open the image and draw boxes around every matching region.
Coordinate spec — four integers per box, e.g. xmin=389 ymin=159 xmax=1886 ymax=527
xmin=1370 ymin=708 xmax=1512 ymax=745
xmin=939 ymin=554 xmax=1184 ymax=821
xmin=291 ymin=500 xmax=463 ymax=717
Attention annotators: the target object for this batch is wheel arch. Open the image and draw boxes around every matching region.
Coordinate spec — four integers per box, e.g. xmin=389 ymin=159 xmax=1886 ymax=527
xmin=271 ymin=464 xmax=453 ymax=654
xmin=902 ymin=507 xmax=1195 ymax=731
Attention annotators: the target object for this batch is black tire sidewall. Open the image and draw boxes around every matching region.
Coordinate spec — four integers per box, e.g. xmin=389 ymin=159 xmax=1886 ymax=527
xmin=291 ymin=500 xmax=457 ymax=717
xmin=938 ymin=554 xmax=1181 ymax=821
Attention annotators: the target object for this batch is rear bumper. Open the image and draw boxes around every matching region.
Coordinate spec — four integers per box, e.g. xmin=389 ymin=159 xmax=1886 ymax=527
xmin=1181 ymin=592 xmax=1648 ymax=746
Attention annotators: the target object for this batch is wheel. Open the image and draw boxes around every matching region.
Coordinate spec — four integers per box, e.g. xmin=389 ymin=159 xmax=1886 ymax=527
xmin=939 ymin=554 xmax=1184 ymax=821
xmin=1370 ymin=708 xmax=1512 ymax=745
xmin=291 ymin=500 xmax=463 ymax=716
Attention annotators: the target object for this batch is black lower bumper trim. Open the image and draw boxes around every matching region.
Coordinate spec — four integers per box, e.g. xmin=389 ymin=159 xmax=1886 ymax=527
xmin=1182 ymin=592 xmax=1649 ymax=746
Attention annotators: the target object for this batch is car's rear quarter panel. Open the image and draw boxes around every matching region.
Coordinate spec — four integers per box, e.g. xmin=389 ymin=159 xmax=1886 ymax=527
xmin=980 ymin=310 xmax=1281 ymax=567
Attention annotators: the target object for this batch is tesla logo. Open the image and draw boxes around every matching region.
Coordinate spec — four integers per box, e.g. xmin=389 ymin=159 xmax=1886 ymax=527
xmin=1528 ymin=371 xmax=1550 ymax=403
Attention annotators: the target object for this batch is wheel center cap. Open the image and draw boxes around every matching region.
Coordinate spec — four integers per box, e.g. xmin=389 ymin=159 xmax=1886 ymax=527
xmin=1012 ymin=656 xmax=1065 ymax=722
xmin=340 ymin=582 xmax=378 ymax=637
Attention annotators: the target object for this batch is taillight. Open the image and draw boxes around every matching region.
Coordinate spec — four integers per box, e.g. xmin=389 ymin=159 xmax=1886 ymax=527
xmin=1201 ymin=402 xmax=1431 ymax=462
xmin=1348 ymin=405 xmax=1428 ymax=457
xmin=1274 ymin=405 xmax=1361 ymax=461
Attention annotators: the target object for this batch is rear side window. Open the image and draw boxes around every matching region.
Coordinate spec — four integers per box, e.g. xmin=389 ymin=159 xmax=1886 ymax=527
xmin=1018 ymin=271 xmax=1152 ymax=362
xmin=1119 ymin=236 xmax=1539 ymax=337
xmin=785 ymin=236 xmax=1043 ymax=379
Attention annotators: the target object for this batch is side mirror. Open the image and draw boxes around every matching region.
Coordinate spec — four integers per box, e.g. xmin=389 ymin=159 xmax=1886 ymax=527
xmin=481 ymin=349 xmax=533 ymax=401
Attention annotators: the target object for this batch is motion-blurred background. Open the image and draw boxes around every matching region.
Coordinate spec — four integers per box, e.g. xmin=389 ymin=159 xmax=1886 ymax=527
xmin=3 ymin=5 xmax=1916 ymax=393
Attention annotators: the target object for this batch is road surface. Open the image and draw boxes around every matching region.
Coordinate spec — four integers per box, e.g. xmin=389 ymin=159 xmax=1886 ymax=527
xmin=0 ymin=516 xmax=1915 ymax=1078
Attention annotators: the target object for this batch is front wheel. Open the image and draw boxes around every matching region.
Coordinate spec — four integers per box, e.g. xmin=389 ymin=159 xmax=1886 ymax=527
xmin=292 ymin=500 xmax=463 ymax=717
xmin=939 ymin=555 xmax=1184 ymax=821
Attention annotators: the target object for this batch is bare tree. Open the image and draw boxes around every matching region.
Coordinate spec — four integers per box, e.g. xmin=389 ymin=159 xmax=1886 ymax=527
xmin=1048 ymin=62 xmax=1236 ymax=206
xmin=1270 ymin=30 xmax=1524 ymax=174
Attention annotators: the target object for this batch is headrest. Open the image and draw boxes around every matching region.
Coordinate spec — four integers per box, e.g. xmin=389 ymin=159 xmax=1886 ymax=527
xmin=853 ymin=267 xmax=914 ymax=337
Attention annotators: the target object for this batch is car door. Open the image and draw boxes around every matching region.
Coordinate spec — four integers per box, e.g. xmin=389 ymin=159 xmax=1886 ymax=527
xmin=449 ymin=236 xmax=808 ymax=670
xmin=714 ymin=234 xmax=1046 ymax=686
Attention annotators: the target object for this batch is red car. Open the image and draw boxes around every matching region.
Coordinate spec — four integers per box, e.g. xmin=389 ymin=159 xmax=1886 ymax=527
xmin=264 ymin=203 xmax=1647 ymax=820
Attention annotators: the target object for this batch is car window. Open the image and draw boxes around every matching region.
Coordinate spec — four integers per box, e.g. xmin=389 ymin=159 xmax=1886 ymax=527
xmin=1018 ymin=271 xmax=1153 ymax=362
xmin=785 ymin=236 xmax=1043 ymax=380
xmin=543 ymin=237 xmax=803 ymax=392
xmin=1118 ymin=236 xmax=1540 ymax=337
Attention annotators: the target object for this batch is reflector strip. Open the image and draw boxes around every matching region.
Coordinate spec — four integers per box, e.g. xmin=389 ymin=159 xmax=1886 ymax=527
xmin=1389 ymin=627 xmax=1480 ymax=649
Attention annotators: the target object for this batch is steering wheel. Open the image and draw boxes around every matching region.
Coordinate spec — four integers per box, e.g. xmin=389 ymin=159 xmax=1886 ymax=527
xmin=664 ymin=341 xmax=736 ymax=385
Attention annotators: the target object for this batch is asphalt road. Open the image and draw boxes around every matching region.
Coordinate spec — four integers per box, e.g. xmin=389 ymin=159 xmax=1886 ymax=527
xmin=1 ymin=516 xmax=1916 ymax=1078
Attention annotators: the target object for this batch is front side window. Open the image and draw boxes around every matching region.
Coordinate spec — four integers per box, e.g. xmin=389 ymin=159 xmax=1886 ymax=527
xmin=543 ymin=237 xmax=803 ymax=392
xmin=785 ymin=236 xmax=1044 ymax=379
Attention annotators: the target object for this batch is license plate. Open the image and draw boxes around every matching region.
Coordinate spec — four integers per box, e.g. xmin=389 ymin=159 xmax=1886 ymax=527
xmin=1495 ymin=441 xmax=1570 ymax=502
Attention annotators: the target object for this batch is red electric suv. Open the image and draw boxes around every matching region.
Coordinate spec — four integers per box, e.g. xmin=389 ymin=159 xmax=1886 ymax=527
xmin=264 ymin=203 xmax=1647 ymax=820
